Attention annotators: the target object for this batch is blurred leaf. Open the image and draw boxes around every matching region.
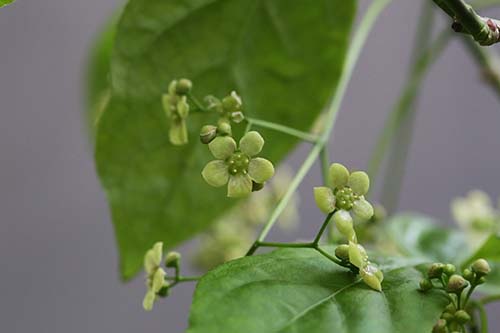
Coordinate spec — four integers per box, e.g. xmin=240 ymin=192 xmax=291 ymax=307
xmin=386 ymin=214 xmax=468 ymax=264
xmin=188 ymin=247 xmax=449 ymax=333
xmin=95 ymin=0 xmax=357 ymax=279
xmin=0 ymin=0 xmax=14 ymax=8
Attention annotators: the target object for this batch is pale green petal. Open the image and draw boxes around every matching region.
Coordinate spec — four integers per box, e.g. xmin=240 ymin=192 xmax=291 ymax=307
xmin=227 ymin=174 xmax=252 ymax=198
xmin=168 ymin=80 xmax=177 ymax=94
xmin=248 ymin=158 xmax=274 ymax=183
xmin=162 ymin=94 xmax=174 ymax=116
xmin=239 ymin=131 xmax=264 ymax=156
xmin=202 ymin=160 xmax=229 ymax=187
xmin=152 ymin=268 xmax=166 ymax=292
xmin=329 ymin=163 xmax=349 ymax=188
xmin=352 ymin=198 xmax=374 ymax=221
xmin=142 ymin=290 xmax=156 ymax=311
xmin=313 ymin=187 xmax=336 ymax=214
xmin=360 ymin=264 xmax=382 ymax=291
xmin=144 ymin=250 xmax=156 ymax=274
xmin=169 ymin=120 xmax=188 ymax=146
xmin=151 ymin=242 xmax=163 ymax=266
xmin=348 ymin=241 xmax=368 ymax=268
xmin=348 ymin=171 xmax=370 ymax=195
xmin=209 ymin=136 xmax=236 ymax=159
xmin=177 ymin=96 xmax=190 ymax=118
xmin=333 ymin=210 xmax=356 ymax=241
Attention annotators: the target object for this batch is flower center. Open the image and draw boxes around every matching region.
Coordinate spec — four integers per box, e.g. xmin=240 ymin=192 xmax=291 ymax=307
xmin=335 ymin=187 xmax=356 ymax=210
xmin=227 ymin=151 xmax=250 ymax=175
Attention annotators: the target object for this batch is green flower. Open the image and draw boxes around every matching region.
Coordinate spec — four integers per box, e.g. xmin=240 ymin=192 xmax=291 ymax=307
xmin=202 ymin=131 xmax=274 ymax=198
xmin=314 ymin=163 xmax=374 ymax=242
xmin=205 ymin=91 xmax=244 ymax=123
xmin=162 ymin=80 xmax=191 ymax=146
xmin=143 ymin=242 xmax=168 ymax=311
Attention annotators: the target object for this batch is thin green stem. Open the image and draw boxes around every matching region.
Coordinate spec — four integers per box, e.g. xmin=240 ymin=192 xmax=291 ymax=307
xmin=480 ymin=293 xmax=500 ymax=305
xmin=313 ymin=212 xmax=334 ymax=245
xmin=244 ymin=120 xmax=253 ymax=133
xmin=256 ymin=241 xmax=314 ymax=248
xmin=315 ymin=246 xmax=344 ymax=266
xmin=470 ymin=300 xmax=489 ymax=333
xmin=245 ymin=117 xmax=319 ymax=143
xmin=246 ymin=0 xmax=391 ymax=256
xmin=187 ymin=92 xmax=207 ymax=112
xmin=320 ymin=147 xmax=330 ymax=184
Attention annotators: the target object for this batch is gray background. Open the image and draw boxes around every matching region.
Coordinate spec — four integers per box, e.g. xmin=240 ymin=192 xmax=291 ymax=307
xmin=1 ymin=0 xmax=499 ymax=332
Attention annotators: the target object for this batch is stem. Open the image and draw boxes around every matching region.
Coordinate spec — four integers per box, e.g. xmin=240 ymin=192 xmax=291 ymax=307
xmin=313 ymin=212 xmax=334 ymax=245
xmin=245 ymin=117 xmax=319 ymax=143
xmin=433 ymin=0 xmax=500 ymax=46
xmin=320 ymin=148 xmax=330 ymax=184
xmin=470 ymin=300 xmax=489 ymax=333
xmin=377 ymin=2 xmax=440 ymax=213
xmin=315 ymin=246 xmax=344 ymax=265
xmin=187 ymin=92 xmax=207 ymax=112
xmin=256 ymin=241 xmax=314 ymax=248
xmin=246 ymin=0 xmax=391 ymax=255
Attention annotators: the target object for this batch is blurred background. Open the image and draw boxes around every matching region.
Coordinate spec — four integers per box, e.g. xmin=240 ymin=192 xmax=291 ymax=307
xmin=1 ymin=0 xmax=499 ymax=331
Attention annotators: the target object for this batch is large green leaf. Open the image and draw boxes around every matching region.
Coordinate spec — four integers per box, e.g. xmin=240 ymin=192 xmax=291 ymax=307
xmin=386 ymin=214 xmax=468 ymax=264
xmin=0 ymin=0 xmax=14 ymax=8
xmin=188 ymin=247 xmax=449 ymax=333
xmin=462 ymin=234 xmax=500 ymax=294
xmin=95 ymin=0 xmax=357 ymax=279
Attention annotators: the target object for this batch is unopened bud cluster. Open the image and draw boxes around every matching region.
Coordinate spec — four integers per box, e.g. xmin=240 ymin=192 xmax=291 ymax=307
xmin=162 ymin=79 xmax=192 ymax=145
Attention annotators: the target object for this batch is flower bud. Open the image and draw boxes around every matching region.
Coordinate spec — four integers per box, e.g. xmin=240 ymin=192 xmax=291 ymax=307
xmin=352 ymin=198 xmax=374 ymax=221
xmin=313 ymin=187 xmax=336 ymax=214
xmin=348 ymin=241 xmax=368 ymax=269
xmin=175 ymin=78 xmax=192 ymax=95
xmin=471 ymin=258 xmax=491 ymax=276
xmin=440 ymin=312 xmax=453 ymax=321
xmin=447 ymin=274 xmax=468 ymax=293
xmin=165 ymin=251 xmax=181 ymax=268
xmin=204 ymin=95 xmax=222 ymax=112
xmin=333 ymin=210 xmax=355 ymax=240
xmin=334 ymin=244 xmax=350 ymax=261
xmin=427 ymin=263 xmax=445 ymax=279
xmin=443 ymin=264 xmax=456 ymax=276
xmin=360 ymin=264 xmax=382 ymax=291
xmin=217 ymin=121 xmax=232 ymax=136
xmin=222 ymin=91 xmax=242 ymax=111
xmin=454 ymin=310 xmax=471 ymax=324
xmin=444 ymin=303 xmax=456 ymax=314
xmin=463 ymin=268 xmax=474 ymax=281
xmin=231 ymin=111 xmax=244 ymax=123
xmin=478 ymin=276 xmax=486 ymax=284
xmin=432 ymin=319 xmax=447 ymax=333
xmin=157 ymin=285 xmax=170 ymax=297
xmin=348 ymin=171 xmax=370 ymax=196
xmin=419 ymin=279 xmax=433 ymax=291
xmin=329 ymin=163 xmax=349 ymax=188
xmin=200 ymin=125 xmax=217 ymax=144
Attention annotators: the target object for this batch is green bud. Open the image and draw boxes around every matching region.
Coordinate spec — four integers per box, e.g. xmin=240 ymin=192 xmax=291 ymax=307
xmin=175 ymin=78 xmax=192 ymax=95
xmin=348 ymin=241 xmax=368 ymax=269
xmin=329 ymin=163 xmax=349 ymax=188
xmin=217 ymin=121 xmax=232 ymax=136
xmin=348 ymin=171 xmax=370 ymax=196
xmin=432 ymin=319 xmax=447 ymax=333
xmin=222 ymin=91 xmax=242 ymax=111
xmin=471 ymin=258 xmax=491 ymax=276
xmin=165 ymin=251 xmax=181 ymax=268
xmin=200 ymin=125 xmax=217 ymax=144
xmin=478 ymin=276 xmax=486 ymax=284
xmin=333 ymin=210 xmax=355 ymax=241
xmin=419 ymin=278 xmax=433 ymax=291
xmin=463 ymin=268 xmax=474 ymax=281
xmin=447 ymin=274 xmax=468 ymax=293
xmin=231 ymin=111 xmax=244 ymax=123
xmin=313 ymin=187 xmax=336 ymax=214
xmin=443 ymin=264 xmax=456 ymax=276
xmin=428 ymin=263 xmax=445 ymax=279
xmin=444 ymin=303 xmax=456 ymax=314
xmin=440 ymin=312 xmax=453 ymax=321
xmin=251 ymin=181 xmax=265 ymax=192
xmin=360 ymin=264 xmax=382 ymax=291
xmin=454 ymin=310 xmax=471 ymax=324
xmin=157 ymin=285 xmax=170 ymax=298
xmin=352 ymin=198 xmax=374 ymax=221
xmin=239 ymin=131 xmax=264 ymax=157
xmin=334 ymin=244 xmax=350 ymax=261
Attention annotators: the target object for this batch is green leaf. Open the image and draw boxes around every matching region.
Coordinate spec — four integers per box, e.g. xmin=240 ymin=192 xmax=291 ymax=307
xmin=188 ymin=247 xmax=449 ymax=333
xmin=461 ymin=234 xmax=500 ymax=294
xmin=95 ymin=0 xmax=357 ymax=279
xmin=0 ymin=0 xmax=14 ymax=8
xmin=386 ymin=214 xmax=468 ymax=264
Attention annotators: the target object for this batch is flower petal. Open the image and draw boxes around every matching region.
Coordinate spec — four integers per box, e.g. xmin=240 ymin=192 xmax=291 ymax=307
xmin=151 ymin=242 xmax=163 ymax=266
xmin=239 ymin=131 xmax=264 ymax=156
xmin=227 ymin=174 xmax=252 ymax=198
xmin=348 ymin=171 xmax=370 ymax=195
xmin=144 ymin=249 xmax=156 ymax=275
xmin=176 ymin=96 xmax=189 ymax=118
xmin=348 ymin=241 xmax=368 ymax=269
xmin=329 ymin=163 xmax=349 ymax=188
xmin=152 ymin=268 xmax=166 ymax=292
xmin=209 ymin=136 xmax=236 ymax=159
xmin=248 ymin=158 xmax=274 ymax=183
xmin=313 ymin=187 xmax=336 ymax=214
xmin=333 ymin=210 xmax=356 ymax=241
xmin=202 ymin=160 xmax=229 ymax=187
xmin=352 ymin=198 xmax=374 ymax=221
xmin=169 ymin=120 xmax=188 ymax=146
xmin=360 ymin=264 xmax=382 ymax=291
xmin=142 ymin=290 xmax=156 ymax=311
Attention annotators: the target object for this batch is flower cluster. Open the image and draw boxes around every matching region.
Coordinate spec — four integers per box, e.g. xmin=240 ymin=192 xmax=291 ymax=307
xmin=202 ymin=131 xmax=274 ymax=197
xmin=313 ymin=162 xmax=382 ymax=291
xmin=451 ymin=190 xmax=500 ymax=247
xmin=162 ymin=79 xmax=192 ymax=146
xmin=419 ymin=259 xmax=491 ymax=332
xmin=142 ymin=242 xmax=169 ymax=311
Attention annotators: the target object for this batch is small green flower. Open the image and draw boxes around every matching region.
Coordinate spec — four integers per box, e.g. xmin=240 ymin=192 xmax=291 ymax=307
xmin=162 ymin=80 xmax=191 ymax=146
xmin=314 ymin=163 xmax=374 ymax=224
xmin=143 ymin=242 xmax=168 ymax=311
xmin=204 ymin=91 xmax=245 ymax=123
xmin=202 ymin=131 xmax=274 ymax=197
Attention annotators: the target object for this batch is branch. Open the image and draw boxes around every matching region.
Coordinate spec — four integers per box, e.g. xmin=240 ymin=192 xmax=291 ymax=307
xmin=433 ymin=0 xmax=500 ymax=46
